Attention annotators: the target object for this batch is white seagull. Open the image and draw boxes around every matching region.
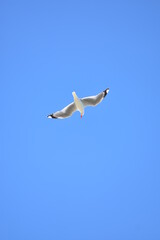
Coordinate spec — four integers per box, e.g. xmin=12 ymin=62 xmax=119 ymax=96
xmin=47 ymin=88 xmax=109 ymax=119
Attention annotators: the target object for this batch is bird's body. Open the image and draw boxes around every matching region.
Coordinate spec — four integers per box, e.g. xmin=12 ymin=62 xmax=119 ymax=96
xmin=72 ymin=91 xmax=84 ymax=117
xmin=47 ymin=88 xmax=109 ymax=119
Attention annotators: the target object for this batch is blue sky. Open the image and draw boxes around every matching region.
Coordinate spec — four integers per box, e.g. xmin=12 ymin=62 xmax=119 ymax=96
xmin=1 ymin=1 xmax=160 ymax=239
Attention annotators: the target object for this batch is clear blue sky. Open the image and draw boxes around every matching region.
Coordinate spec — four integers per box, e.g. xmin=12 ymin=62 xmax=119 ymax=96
xmin=1 ymin=1 xmax=160 ymax=239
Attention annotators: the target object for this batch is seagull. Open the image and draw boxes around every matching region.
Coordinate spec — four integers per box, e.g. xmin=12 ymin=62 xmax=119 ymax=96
xmin=47 ymin=88 xmax=109 ymax=119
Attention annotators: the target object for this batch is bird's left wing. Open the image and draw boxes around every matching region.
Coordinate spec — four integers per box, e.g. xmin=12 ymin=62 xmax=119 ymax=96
xmin=81 ymin=88 xmax=109 ymax=107
xmin=47 ymin=102 xmax=76 ymax=119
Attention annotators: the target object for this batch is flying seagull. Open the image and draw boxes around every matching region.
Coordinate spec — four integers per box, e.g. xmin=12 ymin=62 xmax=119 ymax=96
xmin=47 ymin=88 xmax=109 ymax=119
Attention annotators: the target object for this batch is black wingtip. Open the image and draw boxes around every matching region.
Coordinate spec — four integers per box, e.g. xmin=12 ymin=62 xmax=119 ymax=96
xmin=47 ymin=114 xmax=57 ymax=119
xmin=103 ymin=88 xmax=109 ymax=97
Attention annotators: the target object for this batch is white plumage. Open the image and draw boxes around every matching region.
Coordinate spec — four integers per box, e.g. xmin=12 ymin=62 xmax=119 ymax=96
xmin=47 ymin=88 xmax=109 ymax=119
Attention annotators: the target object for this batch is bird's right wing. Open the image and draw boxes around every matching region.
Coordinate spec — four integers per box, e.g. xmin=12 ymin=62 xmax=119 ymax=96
xmin=47 ymin=102 xmax=76 ymax=119
xmin=81 ymin=88 xmax=109 ymax=107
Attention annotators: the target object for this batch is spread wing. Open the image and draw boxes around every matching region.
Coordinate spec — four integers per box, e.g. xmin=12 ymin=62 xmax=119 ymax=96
xmin=81 ymin=88 xmax=109 ymax=107
xmin=47 ymin=102 xmax=76 ymax=119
